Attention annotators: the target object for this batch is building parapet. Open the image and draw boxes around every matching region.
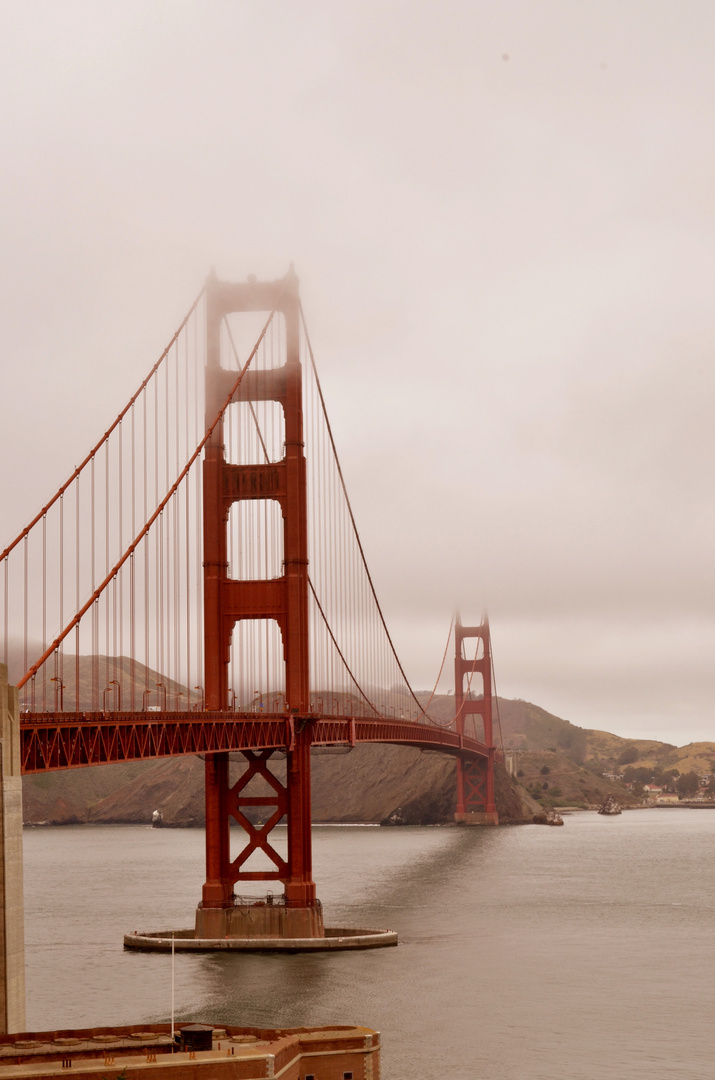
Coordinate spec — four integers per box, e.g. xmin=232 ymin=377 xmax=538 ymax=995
xmin=0 ymin=1022 xmax=380 ymax=1080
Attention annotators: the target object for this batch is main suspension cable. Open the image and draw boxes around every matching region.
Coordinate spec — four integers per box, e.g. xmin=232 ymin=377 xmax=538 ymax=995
xmin=1 ymin=288 xmax=205 ymax=564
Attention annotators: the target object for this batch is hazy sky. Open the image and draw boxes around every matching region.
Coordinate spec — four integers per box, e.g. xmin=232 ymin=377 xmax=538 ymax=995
xmin=1 ymin=1 xmax=713 ymax=744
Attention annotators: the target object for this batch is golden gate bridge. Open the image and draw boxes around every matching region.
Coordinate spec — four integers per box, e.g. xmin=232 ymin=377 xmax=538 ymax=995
xmin=1 ymin=268 xmax=501 ymax=948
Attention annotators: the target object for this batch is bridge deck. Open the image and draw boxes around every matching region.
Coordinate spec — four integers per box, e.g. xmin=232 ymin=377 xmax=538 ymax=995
xmin=19 ymin=711 xmax=500 ymax=774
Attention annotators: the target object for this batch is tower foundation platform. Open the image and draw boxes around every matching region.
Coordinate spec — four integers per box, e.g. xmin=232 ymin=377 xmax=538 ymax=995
xmin=124 ymin=894 xmax=397 ymax=951
xmin=124 ymin=926 xmax=397 ymax=952
xmin=195 ymin=900 xmax=325 ymax=940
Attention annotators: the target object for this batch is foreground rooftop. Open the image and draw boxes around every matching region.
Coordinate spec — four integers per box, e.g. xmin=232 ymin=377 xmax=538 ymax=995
xmin=0 ymin=1023 xmax=380 ymax=1080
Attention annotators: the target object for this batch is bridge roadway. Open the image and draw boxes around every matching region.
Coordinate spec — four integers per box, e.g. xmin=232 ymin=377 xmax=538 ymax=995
xmin=19 ymin=711 xmax=501 ymax=774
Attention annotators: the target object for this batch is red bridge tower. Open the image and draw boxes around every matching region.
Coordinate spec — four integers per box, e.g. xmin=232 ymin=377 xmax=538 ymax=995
xmin=197 ymin=269 xmax=323 ymax=939
xmin=454 ymin=614 xmax=499 ymax=826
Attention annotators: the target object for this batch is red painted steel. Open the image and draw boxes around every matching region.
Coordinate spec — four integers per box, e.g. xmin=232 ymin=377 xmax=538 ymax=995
xmin=19 ymin=711 xmax=501 ymax=773
xmin=226 ymin=750 xmax=288 ymax=881
xmin=454 ymin=614 xmax=497 ymax=818
xmin=202 ymin=270 xmax=315 ymax=911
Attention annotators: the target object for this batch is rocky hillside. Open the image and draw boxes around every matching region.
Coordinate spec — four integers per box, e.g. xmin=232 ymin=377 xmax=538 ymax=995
xmin=23 ymin=745 xmax=537 ymax=827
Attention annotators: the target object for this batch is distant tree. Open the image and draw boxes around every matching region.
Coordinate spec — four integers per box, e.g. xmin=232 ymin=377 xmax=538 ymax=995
xmin=618 ymin=745 xmax=639 ymax=765
xmin=542 ymin=782 xmax=549 ymax=790
xmin=517 ymin=769 xmax=524 ymax=777
xmin=540 ymin=765 xmax=550 ymax=775
xmin=550 ymin=787 xmax=562 ymax=797
xmin=625 ymin=766 xmax=652 ymax=785
xmin=557 ymin=726 xmax=587 ymax=764
xmin=653 ymin=768 xmax=680 ymax=789
xmin=675 ymin=771 xmax=700 ymax=797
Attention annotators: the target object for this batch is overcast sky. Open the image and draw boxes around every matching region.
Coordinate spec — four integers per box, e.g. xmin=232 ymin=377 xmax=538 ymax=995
xmin=1 ymin=1 xmax=713 ymax=745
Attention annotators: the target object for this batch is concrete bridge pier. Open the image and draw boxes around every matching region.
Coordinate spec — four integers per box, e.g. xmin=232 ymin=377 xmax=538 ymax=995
xmin=0 ymin=664 xmax=25 ymax=1033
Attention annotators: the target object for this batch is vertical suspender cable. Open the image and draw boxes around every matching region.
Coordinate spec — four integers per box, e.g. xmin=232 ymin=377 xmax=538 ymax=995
xmin=105 ymin=433 xmax=110 ymax=682
xmin=117 ymin=420 xmax=123 ymax=699
xmin=3 ymin=557 xmax=7 ymax=667
xmin=90 ymin=454 xmax=96 ymax=708
xmin=59 ymin=493 xmax=64 ymax=708
xmin=75 ymin=477 xmax=80 ymax=710
xmin=42 ymin=514 xmax=46 ymax=709
xmin=23 ymin=536 xmax=28 ymax=708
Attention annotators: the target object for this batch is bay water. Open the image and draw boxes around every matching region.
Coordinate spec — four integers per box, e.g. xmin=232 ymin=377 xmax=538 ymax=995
xmin=22 ymin=811 xmax=714 ymax=1079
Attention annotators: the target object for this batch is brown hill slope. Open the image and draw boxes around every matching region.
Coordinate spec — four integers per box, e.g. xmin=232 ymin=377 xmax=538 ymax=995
xmin=23 ymin=761 xmax=153 ymax=825
xmin=27 ymin=746 xmax=534 ymax=826
xmin=496 ymin=698 xmax=714 ymax=777
xmin=510 ymin=749 xmax=641 ymax=809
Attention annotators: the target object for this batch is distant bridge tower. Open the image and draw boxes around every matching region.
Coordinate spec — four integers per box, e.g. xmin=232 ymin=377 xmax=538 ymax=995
xmin=198 ymin=268 xmax=322 ymax=939
xmin=454 ymin=614 xmax=498 ymax=825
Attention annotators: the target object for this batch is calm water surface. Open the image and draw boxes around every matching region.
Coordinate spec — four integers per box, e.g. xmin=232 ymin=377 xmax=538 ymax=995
xmin=23 ymin=811 xmax=715 ymax=1079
